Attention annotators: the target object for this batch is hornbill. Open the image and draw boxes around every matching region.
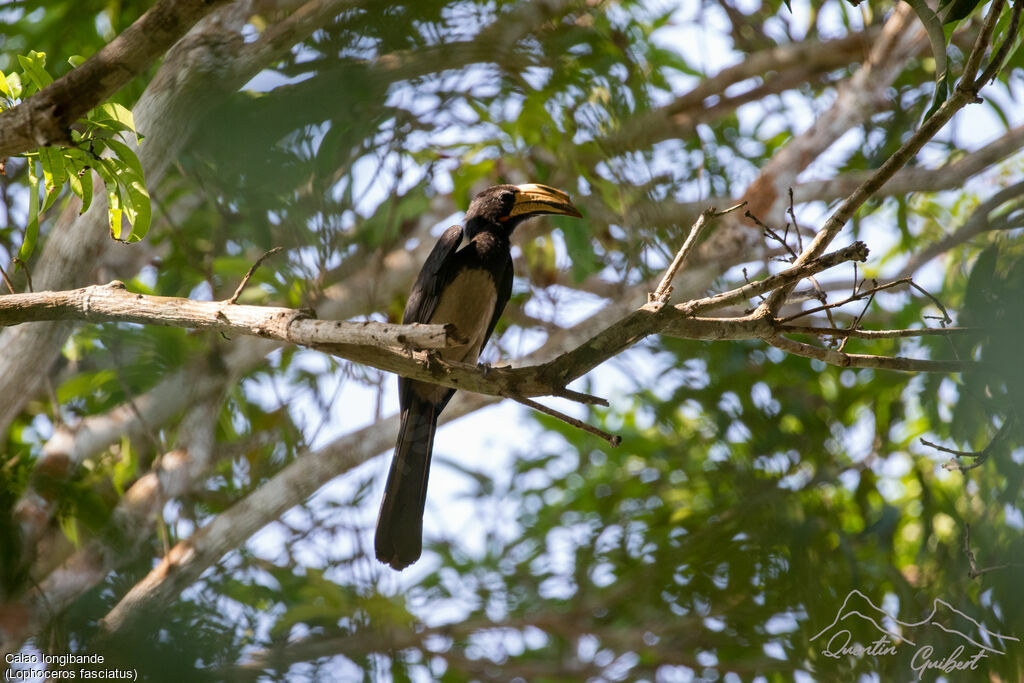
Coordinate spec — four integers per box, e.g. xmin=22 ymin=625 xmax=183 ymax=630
xmin=375 ymin=183 xmax=582 ymax=570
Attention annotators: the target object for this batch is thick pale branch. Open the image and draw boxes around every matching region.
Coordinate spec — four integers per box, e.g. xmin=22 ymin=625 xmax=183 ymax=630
xmin=738 ymin=4 xmax=922 ymax=224
xmin=0 ymin=281 xmax=460 ymax=350
xmin=94 ymin=389 xmax=502 ymax=637
xmin=87 ymin=249 xmax=982 ymax=638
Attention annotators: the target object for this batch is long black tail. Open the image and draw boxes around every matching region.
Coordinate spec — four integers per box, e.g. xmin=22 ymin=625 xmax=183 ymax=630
xmin=375 ymin=397 xmax=438 ymax=569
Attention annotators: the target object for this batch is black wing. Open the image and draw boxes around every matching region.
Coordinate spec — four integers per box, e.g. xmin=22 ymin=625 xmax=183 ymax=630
xmin=402 ymin=224 xmax=463 ymax=325
xmin=399 ymin=225 xmax=463 ymax=412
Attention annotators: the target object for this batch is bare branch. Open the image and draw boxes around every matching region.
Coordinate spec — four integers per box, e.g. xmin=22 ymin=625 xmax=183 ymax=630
xmin=779 ymin=325 xmax=982 ymax=339
xmin=928 ymin=415 xmax=1016 ymax=472
xmin=504 ymin=393 xmax=621 ymax=447
xmin=228 ymin=247 xmax=282 ymax=304
xmin=766 ymin=334 xmax=980 ymax=373
xmin=650 ymin=202 xmax=745 ymax=304
xmin=778 ymin=277 xmax=913 ymax=323
xmin=677 ymin=242 xmax=870 ymax=317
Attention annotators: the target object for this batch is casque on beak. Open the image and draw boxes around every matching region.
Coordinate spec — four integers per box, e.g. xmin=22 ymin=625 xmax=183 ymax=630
xmin=509 ymin=183 xmax=583 ymax=219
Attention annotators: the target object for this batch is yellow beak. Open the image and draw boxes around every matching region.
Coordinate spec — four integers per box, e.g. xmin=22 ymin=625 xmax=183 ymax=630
xmin=510 ymin=183 xmax=583 ymax=219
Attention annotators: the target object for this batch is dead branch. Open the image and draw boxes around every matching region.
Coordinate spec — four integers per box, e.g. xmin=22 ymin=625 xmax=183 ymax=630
xmin=504 ymin=393 xmax=621 ymax=447
xmin=228 ymin=247 xmax=282 ymax=304
xmin=778 ymin=325 xmax=982 ymax=339
xmin=650 ymin=202 xmax=746 ymax=304
xmin=766 ymin=334 xmax=980 ymax=373
xmin=929 ymin=415 xmax=1016 ymax=472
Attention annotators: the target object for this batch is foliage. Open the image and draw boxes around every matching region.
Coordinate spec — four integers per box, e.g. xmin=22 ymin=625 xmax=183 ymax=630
xmin=0 ymin=51 xmax=150 ymax=253
xmin=1 ymin=0 xmax=1023 ymax=681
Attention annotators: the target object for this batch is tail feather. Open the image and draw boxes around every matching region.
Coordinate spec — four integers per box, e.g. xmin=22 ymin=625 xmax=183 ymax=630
xmin=375 ymin=398 xmax=438 ymax=569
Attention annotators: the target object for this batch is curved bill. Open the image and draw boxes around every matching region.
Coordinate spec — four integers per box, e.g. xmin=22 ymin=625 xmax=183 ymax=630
xmin=510 ymin=183 xmax=583 ymax=218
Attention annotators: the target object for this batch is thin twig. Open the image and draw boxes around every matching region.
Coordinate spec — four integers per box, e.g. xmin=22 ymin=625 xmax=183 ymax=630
xmin=747 ymin=209 xmax=799 ymax=261
xmin=505 ymin=392 xmax=621 ymax=447
xmin=651 ymin=202 xmax=745 ymax=304
xmin=788 ymin=187 xmax=804 ymax=252
xmin=929 ymin=415 xmax=1016 ymax=472
xmin=907 ymin=280 xmax=952 ymax=325
xmin=553 ymin=386 xmax=609 ymax=407
xmin=778 ymin=325 xmax=981 ymax=339
xmin=777 ymin=277 xmax=911 ymax=323
xmin=961 ymin=522 xmax=1023 ymax=579
xmin=966 ymin=0 xmax=1009 ymax=84
xmin=229 ymin=247 xmax=282 ymax=304
xmin=0 ymin=263 xmax=14 ymax=294
xmin=837 ymin=283 xmax=876 ymax=352
xmin=746 ymin=210 xmax=839 ymax=331
xmin=978 ymin=0 xmax=1022 ymax=85
xmin=12 ymin=258 xmax=33 ymax=292
xmin=766 ymin=334 xmax=977 ymax=372
xmin=678 ymin=241 xmax=870 ymax=316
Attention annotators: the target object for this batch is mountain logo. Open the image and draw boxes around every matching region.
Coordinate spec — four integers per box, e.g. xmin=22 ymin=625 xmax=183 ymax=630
xmin=812 ymin=589 xmax=1017 ymax=654
xmin=810 ymin=589 xmax=1017 ymax=678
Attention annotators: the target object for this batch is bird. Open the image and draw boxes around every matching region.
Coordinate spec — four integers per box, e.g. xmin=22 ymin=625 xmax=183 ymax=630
xmin=375 ymin=183 xmax=582 ymax=570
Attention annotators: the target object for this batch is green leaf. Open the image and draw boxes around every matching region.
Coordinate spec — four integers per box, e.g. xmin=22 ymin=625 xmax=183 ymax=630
xmin=923 ymin=68 xmax=951 ymax=121
xmin=4 ymin=72 xmax=22 ymax=100
xmin=59 ymin=514 xmax=80 ymax=549
xmin=90 ymin=102 xmax=138 ymax=137
xmin=68 ymin=55 xmax=86 ymax=68
xmin=64 ymin=149 xmax=96 ymax=214
xmin=122 ymin=178 xmax=151 ymax=241
xmin=78 ymin=166 xmax=94 ymax=214
xmin=94 ymin=158 xmax=126 ymax=239
xmin=39 ymin=146 xmax=68 ymax=212
xmin=0 ymin=71 xmax=10 ymax=100
xmin=102 ymin=140 xmax=151 ymax=242
xmin=104 ymin=138 xmax=145 ymax=179
xmin=18 ymin=160 xmax=41 ymax=260
xmin=18 ymin=50 xmax=52 ymax=92
xmin=937 ymin=0 xmax=984 ymax=23
xmin=66 ymin=156 xmax=95 ymax=215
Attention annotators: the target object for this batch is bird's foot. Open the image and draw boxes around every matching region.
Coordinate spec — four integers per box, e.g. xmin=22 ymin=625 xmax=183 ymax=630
xmin=423 ymin=350 xmax=443 ymax=373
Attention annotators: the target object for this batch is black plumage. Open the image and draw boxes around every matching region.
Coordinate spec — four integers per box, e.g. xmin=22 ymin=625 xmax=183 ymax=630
xmin=375 ymin=183 xmax=582 ymax=570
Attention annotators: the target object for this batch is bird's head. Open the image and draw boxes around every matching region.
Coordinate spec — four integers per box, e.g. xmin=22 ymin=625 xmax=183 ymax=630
xmin=464 ymin=183 xmax=582 ymax=238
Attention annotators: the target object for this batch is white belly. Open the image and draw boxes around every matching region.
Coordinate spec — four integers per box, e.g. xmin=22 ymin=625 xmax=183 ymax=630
xmin=428 ymin=268 xmax=497 ymax=365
